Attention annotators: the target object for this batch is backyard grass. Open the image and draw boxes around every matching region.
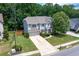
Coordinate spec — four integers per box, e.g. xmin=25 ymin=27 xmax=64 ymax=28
xmin=47 ymin=34 xmax=79 ymax=46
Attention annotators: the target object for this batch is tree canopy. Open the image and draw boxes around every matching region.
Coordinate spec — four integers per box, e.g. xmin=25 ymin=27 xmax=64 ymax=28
xmin=53 ymin=11 xmax=70 ymax=33
xmin=0 ymin=3 xmax=78 ymax=31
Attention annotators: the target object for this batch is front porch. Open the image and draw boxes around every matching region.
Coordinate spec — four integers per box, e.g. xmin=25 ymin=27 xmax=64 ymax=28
xmin=28 ymin=23 xmax=52 ymax=35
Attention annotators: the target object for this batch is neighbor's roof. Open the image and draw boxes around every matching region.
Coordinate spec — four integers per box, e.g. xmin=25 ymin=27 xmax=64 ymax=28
xmin=70 ymin=18 xmax=79 ymax=30
xmin=71 ymin=18 xmax=79 ymax=23
xmin=70 ymin=18 xmax=79 ymax=25
xmin=0 ymin=14 xmax=3 ymax=22
xmin=23 ymin=16 xmax=52 ymax=24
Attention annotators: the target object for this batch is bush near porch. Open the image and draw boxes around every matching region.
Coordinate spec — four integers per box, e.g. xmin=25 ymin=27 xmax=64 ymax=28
xmin=40 ymin=32 xmax=51 ymax=37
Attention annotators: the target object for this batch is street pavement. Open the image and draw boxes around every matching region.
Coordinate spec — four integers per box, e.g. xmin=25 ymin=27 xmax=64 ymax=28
xmin=52 ymin=45 xmax=79 ymax=56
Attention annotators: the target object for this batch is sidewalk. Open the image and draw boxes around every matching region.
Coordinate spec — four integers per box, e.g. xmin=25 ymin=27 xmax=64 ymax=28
xmin=13 ymin=39 xmax=79 ymax=56
xmin=29 ymin=35 xmax=59 ymax=56
xmin=14 ymin=50 xmax=39 ymax=56
xmin=55 ymin=40 xmax=79 ymax=48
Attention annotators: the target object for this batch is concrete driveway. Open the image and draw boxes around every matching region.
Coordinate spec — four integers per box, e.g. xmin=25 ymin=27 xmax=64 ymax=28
xmin=29 ymin=35 xmax=59 ymax=56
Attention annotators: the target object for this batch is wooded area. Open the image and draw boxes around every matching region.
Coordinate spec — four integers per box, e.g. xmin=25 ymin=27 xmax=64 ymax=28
xmin=1 ymin=3 xmax=79 ymax=31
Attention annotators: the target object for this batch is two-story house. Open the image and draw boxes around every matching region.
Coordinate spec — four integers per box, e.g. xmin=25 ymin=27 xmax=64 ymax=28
xmin=23 ymin=16 xmax=52 ymax=35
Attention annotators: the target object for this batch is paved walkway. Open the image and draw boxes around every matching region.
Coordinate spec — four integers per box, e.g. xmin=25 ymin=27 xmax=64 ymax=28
xmin=29 ymin=35 xmax=59 ymax=56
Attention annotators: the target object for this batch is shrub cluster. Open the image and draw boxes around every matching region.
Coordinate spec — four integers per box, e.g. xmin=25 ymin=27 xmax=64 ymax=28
xmin=12 ymin=45 xmax=22 ymax=52
xmin=23 ymin=32 xmax=29 ymax=38
xmin=40 ymin=32 xmax=50 ymax=37
xmin=3 ymin=30 xmax=9 ymax=41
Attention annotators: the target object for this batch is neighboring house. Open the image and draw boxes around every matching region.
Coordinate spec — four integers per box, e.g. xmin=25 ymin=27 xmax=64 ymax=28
xmin=70 ymin=18 xmax=79 ymax=32
xmin=0 ymin=14 xmax=3 ymax=39
xmin=23 ymin=16 xmax=52 ymax=35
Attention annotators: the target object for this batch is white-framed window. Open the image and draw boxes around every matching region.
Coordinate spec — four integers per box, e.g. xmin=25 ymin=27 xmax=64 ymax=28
xmin=28 ymin=24 xmax=31 ymax=27
xmin=28 ymin=24 xmax=31 ymax=30
xmin=42 ymin=24 xmax=44 ymax=27
xmin=37 ymin=24 xmax=40 ymax=30
xmin=32 ymin=24 xmax=36 ymax=27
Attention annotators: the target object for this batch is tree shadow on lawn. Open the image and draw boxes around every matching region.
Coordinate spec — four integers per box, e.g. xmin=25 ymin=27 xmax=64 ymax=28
xmin=52 ymin=33 xmax=66 ymax=38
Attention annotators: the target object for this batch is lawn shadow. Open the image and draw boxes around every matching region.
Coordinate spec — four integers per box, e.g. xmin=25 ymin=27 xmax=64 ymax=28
xmin=52 ymin=33 xmax=66 ymax=38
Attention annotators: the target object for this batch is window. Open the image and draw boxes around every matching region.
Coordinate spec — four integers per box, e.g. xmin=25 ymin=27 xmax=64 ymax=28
xmin=37 ymin=24 xmax=40 ymax=26
xmin=29 ymin=24 xmax=31 ymax=26
xmin=42 ymin=24 xmax=44 ymax=27
xmin=32 ymin=24 xmax=36 ymax=27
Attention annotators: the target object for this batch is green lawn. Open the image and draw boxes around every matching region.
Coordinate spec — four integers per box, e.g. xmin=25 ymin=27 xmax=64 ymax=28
xmin=13 ymin=35 xmax=37 ymax=52
xmin=31 ymin=53 xmax=41 ymax=56
xmin=0 ymin=32 xmax=37 ymax=56
xmin=0 ymin=40 xmax=11 ymax=56
xmin=47 ymin=34 xmax=79 ymax=46
xmin=9 ymin=32 xmax=37 ymax=52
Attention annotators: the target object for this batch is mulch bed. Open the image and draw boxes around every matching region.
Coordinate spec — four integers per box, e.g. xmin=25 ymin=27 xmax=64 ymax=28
xmin=16 ymin=30 xmax=23 ymax=36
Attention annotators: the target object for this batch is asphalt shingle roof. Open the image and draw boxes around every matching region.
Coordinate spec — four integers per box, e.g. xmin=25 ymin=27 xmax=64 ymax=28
xmin=70 ymin=18 xmax=79 ymax=30
xmin=24 ymin=16 xmax=52 ymax=24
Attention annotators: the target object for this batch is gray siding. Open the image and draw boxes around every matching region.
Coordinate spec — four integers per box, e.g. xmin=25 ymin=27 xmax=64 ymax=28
xmin=23 ymin=20 xmax=28 ymax=33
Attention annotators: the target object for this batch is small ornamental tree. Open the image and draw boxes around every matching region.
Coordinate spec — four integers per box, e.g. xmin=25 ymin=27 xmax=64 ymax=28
xmin=3 ymin=26 xmax=9 ymax=40
xmin=52 ymin=11 xmax=70 ymax=34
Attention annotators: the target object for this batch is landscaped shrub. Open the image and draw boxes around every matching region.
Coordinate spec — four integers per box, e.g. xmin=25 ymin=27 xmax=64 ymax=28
xmin=12 ymin=45 xmax=22 ymax=52
xmin=40 ymin=32 xmax=50 ymax=37
xmin=3 ymin=30 xmax=9 ymax=41
xmin=16 ymin=30 xmax=23 ymax=36
xmin=23 ymin=32 xmax=29 ymax=38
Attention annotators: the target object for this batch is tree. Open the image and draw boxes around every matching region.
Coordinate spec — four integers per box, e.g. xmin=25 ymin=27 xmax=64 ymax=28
xmin=62 ymin=5 xmax=74 ymax=18
xmin=52 ymin=11 xmax=70 ymax=34
xmin=16 ymin=3 xmax=42 ymax=30
xmin=42 ymin=3 xmax=54 ymax=16
xmin=3 ymin=26 xmax=9 ymax=40
xmin=53 ymin=4 xmax=63 ymax=13
xmin=0 ymin=3 xmax=78 ymax=31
